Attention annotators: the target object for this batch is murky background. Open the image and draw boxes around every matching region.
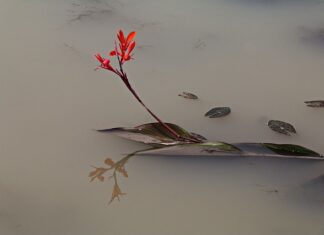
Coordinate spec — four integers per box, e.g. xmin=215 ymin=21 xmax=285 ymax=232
xmin=1 ymin=0 xmax=324 ymax=234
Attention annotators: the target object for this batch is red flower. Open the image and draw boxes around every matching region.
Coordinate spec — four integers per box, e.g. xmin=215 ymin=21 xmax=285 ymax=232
xmin=110 ymin=30 xmax=136 ymax=63
xmin=94 ymin=53 xmax=116 ymax=72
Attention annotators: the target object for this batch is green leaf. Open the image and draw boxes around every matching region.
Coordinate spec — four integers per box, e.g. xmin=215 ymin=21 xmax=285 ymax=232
xmin=198 ymin=142 xmax=241 ymax=152
xmin=263 ymin=143 xmax=321 ymax=157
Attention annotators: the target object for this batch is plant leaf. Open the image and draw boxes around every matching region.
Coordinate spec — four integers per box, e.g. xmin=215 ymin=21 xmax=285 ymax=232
xmin=190 ymin=132 xmax=207 ymax=141
xmin=136 ymin=142 xmax=323 ymax=160
xmin=97 ymin=122 xmax=206 ymax=146
xmin=305 ymin=100 xmax=324 ymax=107
xmin=263 ymin=143 xmax=321 ymax=157
xmin=97 ymin=123 xmax=323 ymax=159
xmin=199 ymin=142 xmax=241 ymax=152
xmin=178 ymin=92 xmax=198 ymax=100
xmin=205 ymin=107 xmax=231 ymax=118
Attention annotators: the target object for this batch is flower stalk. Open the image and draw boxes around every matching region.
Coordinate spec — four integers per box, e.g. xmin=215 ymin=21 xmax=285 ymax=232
xmin=95 ymin=30 xmax=201 ymax=143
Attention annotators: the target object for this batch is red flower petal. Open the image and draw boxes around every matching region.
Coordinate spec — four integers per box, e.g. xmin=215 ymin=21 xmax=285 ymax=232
xmin=119 ymin=43 xmax=124 ymax=53
xmin=110 ymin=50 xmax=116 ymax=56
xmin=95 ymin=53 xmax=104 ymax=63
xmin=127 ymin=41 xmax=136 ymax=54
xmin=126 ymin=31 xmax=136 ymax=44
xmin=102 ymin=59 xmax=110 ymax=67
xmin=117 ymin=30 xmax=125 ymax=44
xmin=124 ymin=54 xmax=130 ymax=61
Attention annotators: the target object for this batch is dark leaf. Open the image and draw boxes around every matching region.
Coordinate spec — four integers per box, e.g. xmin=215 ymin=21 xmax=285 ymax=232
xmin=267 ymin=120 xmax=296 ymax=136
xmin=96 ymin=123 xmax=323 ymax=160
xmin=190 ymin=132 xmax=208 ymax=141
xmin=136 ymin=142 xmax=323 ymax=160
xmin=199 ymin=142 xmax=241 ymax=152
xmin=97 ymin=122 xmax=206 ymax=146
xmin=137 ymin=142 xmax=241 ymax=157
xmin=178 ymin=92 xmax=198 ymax=100
xmin=263 ymin=143 xmax=321 ymax=157
xmin=305 ymin=100 xmax=324 ymax=107
xmin=205 ymin=107 xmax=231 ymax=118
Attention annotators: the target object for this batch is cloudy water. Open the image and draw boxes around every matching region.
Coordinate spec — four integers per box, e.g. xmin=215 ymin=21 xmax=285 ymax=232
xmin=1 ymin=0 xmax=324 ymax=234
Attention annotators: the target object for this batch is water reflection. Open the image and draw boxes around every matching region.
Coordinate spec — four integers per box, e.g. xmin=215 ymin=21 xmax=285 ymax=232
xmin=89 ymin=142 xmax=324 ymax=205
xmin=89 ymin=147 xmax=157 ymax=203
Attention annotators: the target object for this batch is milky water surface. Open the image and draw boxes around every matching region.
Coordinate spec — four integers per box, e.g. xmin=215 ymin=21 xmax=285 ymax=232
xmin=1 ymin=0 xmax=324 ymax=234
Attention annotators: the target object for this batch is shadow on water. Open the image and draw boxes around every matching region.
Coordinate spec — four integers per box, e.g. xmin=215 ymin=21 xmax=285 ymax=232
xmin=298 ymin=26 xmax=324 ymax=50
xmin=287 ymin=174 xmax=324 ymax=208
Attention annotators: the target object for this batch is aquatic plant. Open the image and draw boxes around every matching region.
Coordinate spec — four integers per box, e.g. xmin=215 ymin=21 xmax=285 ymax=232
xmin=91 ymin=30 xmax=323 ymax=204
xmin=93 ymin=30 xmax=202 ymax=203
xmin=94 ymin=30 xmax=200 ymax=144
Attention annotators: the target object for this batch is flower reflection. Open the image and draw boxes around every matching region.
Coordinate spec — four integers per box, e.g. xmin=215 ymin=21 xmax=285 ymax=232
xmin=89 ymin=147 xmax=157 ymax=203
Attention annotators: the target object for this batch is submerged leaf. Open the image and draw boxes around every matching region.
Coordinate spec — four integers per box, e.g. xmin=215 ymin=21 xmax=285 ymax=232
xmin=96 ymin=123 xmax=323 ymax=160
xmin=205 ymin=107 xmax=231 ymax=118
xmin=263 ymin=143 xmax=321 ymax=157
xmin=178 ymin=91 xmax=198 ymax=100
xmin=199 ymin=142 xmax=241 ymax=152
xmin=305 ymin=100 xmax=324 ymax=107
xmin=190 ymin=132 xmax=208 ymax=141
xmin=97 ymin=122 xmax=206 ymax=146
xmin=136 ymin=142 xmax=240 ymax=157
xmin=267 ymin=120 xmax=296 ymax=136
xmin=136 ymin=142 xmax=323 ymax=160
